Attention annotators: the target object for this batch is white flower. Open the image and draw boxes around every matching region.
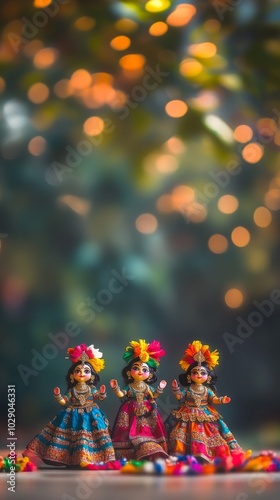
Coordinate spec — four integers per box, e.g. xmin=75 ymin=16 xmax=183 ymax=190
xmin=87 ymin=344 xmax=103 ymax=359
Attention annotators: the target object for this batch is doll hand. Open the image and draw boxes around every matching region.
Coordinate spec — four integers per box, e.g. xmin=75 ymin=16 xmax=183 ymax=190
xmin=154 ymin=380 xmax=167 ymax=398
xmin=53 ymin=387 xmax=65 ymax=405
xmin=110 ymin=379 xmax=118 ymax=389
xmin=96 ymin=384 xmax=107 ymax=400
xmin=110 ymin=379 xmax=124 ymax=398
xmin=171 ymin=379 xmax=179 ymax=390
xmin=222 ymin=396 xmax=231 ymax=404
xmin=171 ymin=379 xmax=183 ymax=400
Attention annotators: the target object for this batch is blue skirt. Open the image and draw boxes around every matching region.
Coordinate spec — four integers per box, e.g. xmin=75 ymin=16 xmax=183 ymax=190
xmin=26 ymin=404 xmax=115 ymax=466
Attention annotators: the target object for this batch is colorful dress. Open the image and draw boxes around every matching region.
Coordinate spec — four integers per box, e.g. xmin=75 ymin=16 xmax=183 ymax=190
xmin=165 ymin=386 xmax=244 ymax=462
xmin=111 ymin=383 xmax=168 ymax=460
xmin=25 ymin=386 xmax=115 ymax=466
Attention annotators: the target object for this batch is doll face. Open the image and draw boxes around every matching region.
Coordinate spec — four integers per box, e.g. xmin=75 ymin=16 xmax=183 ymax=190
xmin=190 ymin=366 xmax=208 ymax=385
xmin=73 ymin=364 xmax=92 ymax=383
xmin=129 ymin=362 xmax=151 ymax=381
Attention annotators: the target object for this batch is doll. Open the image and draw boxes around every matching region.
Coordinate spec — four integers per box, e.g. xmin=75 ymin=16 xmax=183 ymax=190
xmin=110 ymin=339 xmax=169 ymax=460
xmin=23 ymin=344 xmax=115 ymax=467
xmin=165 ymin=340 xmax=244 ymax=463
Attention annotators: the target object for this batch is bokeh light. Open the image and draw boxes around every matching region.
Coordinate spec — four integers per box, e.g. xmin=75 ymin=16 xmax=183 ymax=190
xmin=53 ymin=79 xmax=73 ymax=99
xmin=171 ymin=185 xmax=195 ymax=209
xmin=70 ymin=69 xmax=92 ymax=90
xmin=154 ymin=154 xmax=179 ymax=173
xmin=164 ymin=136 xmax=186 ymax=154
xmin=224 ymin=288 xmax=244 ymax=308
xmin=34 ymin=0 xmax=52 ymax=7
xmin=233 ymin=124 xmax=253 ymax=143
xmin=257 ymin=117 xmax=277 ymax=139
xmin=119 ymin=54 xmax=146 ymax=71
xmin=242 ymin=142 xmax=264 ymax=163
xmin=28 ymin=82 xmax=50 ymax=104
xmin=33 ymin=48 xmax=58 ymax=69
xmin=110 ymin=36 xmax=131 ymax=51
xmin=231 ymin=226 xmax=250 ymax=247
xmin=185 ymin=202 xmax=208 ymax=223
xmin=83 ymin=117 xmax=105 ymax=136
xmin=166 ymin=4 xmax=196 ymax=27
xmin=145 ymin=0 xmax=170 ymax=12
xmin=264 ymin=189 xmax=280 ymax=210
xmin=217 ymin=195 xmax=239 ymax=214
xmin=156 ymin=194 xmax=174 ymax=213
xmin=74 ymin=17 xmax=96 ymax=31
xmin=188 ymin=42 xmax=217 ymax=58
xmin=28 ymin=136 xmax=47 ymax=156
xmin=149 ymin=22 xmax=168 ymax=36
xmin=165 ymin=100 xmax=188 ymax=118
xmin=253 ymin=206 xmax=272 ymax=227
xmin=180 ymin=58 xmax=203 ymax=78
xmin=115 ymin=18 xmax=138 ymax=32
xmin=135 ymin=213 xmax=158 ymax=234
xmin=208 ymin=234 xmax=228 ymax=254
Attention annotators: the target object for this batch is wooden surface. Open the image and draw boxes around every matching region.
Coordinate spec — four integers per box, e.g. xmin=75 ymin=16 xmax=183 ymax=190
xmin=1 ymin=467 xmax=280 ymax=500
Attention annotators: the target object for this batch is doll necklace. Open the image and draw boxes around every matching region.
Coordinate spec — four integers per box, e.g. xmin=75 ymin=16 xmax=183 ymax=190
xmin=130 ymin=380 xmax=147 ymax=392
xmin=73 ymin=383 xmax=90 ymax=405
xmin=190 ymin=383 xmax=205 ymax=394
xmin=190 ymin=384 xmax=206 ymax=407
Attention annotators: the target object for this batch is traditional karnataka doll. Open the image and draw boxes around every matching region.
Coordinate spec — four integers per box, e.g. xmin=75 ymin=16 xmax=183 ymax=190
xmin=23 ymin=343 xmax=115 ymax=467
xmin=165 ymin=340 xmax=244 ymax=463
xmin=110 ymin=339 xmax=169 ymax=460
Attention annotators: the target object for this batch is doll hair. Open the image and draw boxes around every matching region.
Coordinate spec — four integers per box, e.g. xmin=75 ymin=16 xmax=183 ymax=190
xmin=178 ymin=361 xmax=218 ymax=394
xmin=66 ymin=361 xmax=100 ymax=390
xmin=121 ymin=357 xmax=158 ymax=385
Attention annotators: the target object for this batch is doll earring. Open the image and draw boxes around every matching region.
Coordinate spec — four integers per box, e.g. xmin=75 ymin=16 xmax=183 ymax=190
xmin=207 ymin=375 xmax=212 ymax=384
xmin=70 ymin=374 xmax=74 ymax=384
xmin=187 ymin=375 xmax=191 ymax=383
xmin=90 ymin=376 xmax=95 ymax=383
xmin=127 ymin=372 xmax=132 ymax=380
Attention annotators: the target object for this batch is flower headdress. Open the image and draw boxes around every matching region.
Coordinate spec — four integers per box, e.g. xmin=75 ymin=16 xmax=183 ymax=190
xmin=123 ymin=339 xmax=165 ymax=370
xmin=67 ymin=343 xmax=105 ymax=373
xmin=179 ymin=340 xmax=219 ymax=371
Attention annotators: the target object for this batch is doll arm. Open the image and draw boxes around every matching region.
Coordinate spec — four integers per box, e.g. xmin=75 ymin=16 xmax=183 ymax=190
xmin=94 ymin=384 xmax=107 ymax=401
xmin=110 ymin=379 xmax=127 ymax=398
xmin=153 ymin=380 xmax=167 ymax=399
xmin=53 ymin=387 xmax=67 ymax=406
xmin=171 ymin=379 xmax=184 ymax=400
xmin=210 ymin=394 xmax=231 ymax=405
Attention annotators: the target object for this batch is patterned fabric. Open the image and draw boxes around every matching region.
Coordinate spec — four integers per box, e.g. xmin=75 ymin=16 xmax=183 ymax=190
xmin=165 ymin=387 xmax=244 ymax=462
xmin=25 ymin=387 xmax=115 ymax=466
xmin=111 ymin=384 xmax=168 ymax=460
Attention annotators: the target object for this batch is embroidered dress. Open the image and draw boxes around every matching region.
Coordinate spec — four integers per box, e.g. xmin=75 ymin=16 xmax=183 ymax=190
xmin=165 ymin=386 xmax=243 ymax=462
xmin=111 ymin=383 xmax=168 ymax=460
xmin=25 ymin=387 xmax=115 ymax=466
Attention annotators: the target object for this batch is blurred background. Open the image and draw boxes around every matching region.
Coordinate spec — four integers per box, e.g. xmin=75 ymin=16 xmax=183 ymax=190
xmin=0 ymin=0 xmax=280 ymax=451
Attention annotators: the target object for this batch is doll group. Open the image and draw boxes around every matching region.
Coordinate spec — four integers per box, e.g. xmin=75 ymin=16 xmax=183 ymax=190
xmin=23 ymin=339 xmax=244 ymax=467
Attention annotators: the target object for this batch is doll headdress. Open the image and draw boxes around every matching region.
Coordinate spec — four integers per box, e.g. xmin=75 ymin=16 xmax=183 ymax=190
xmin=179 ymin=340 xmax=219 ymax=371
xmin=123 ymin=339 xmax=165 ymax=370
xmin=66 ymin=343 xmax=105 ymax=373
